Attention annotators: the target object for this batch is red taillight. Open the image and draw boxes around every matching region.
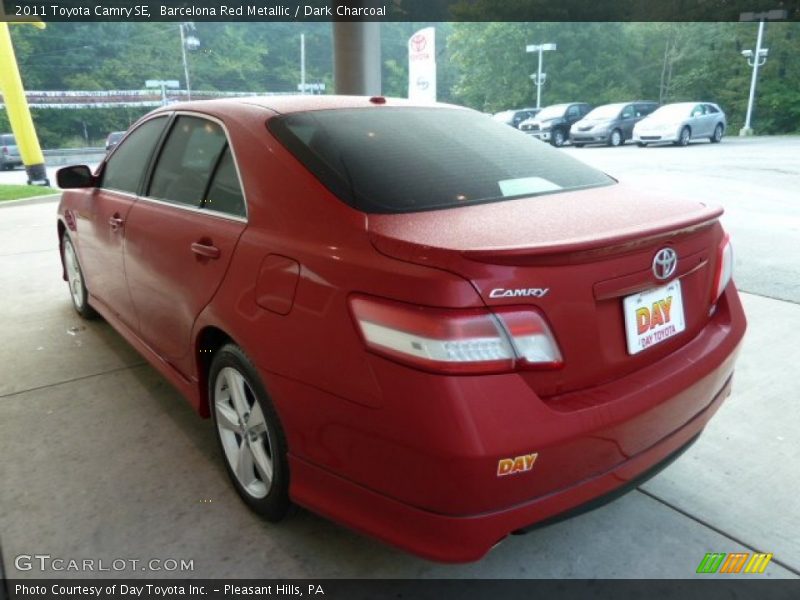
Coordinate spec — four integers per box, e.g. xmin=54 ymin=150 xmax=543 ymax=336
xmin=349 ymin=295 xmax=562 ymax=374
xmin=711 ymin=233 xmax=733 ymax=303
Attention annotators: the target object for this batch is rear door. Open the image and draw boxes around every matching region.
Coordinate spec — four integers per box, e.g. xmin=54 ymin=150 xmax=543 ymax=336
xmin=689 ymin=104 xmax=711 ymax=137
xmin=619 ymin=104 xmax=636 ymax=139
xmin=705 ymin=104 xmax=724 ymax=131
xmin=123 ymin=114 xmax=247 ymax=366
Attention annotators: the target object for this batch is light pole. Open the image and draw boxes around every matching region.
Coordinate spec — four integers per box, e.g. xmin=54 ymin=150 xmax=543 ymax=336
xmin=738 ymin=9 xmax=787 ymax=136
xmin=300 ymin=33 xmax=306 ymax=95
xmin=526 ymin=43 xmax=556 ymax=109
xmin=179 ymin=22 xmax=200 ymax=101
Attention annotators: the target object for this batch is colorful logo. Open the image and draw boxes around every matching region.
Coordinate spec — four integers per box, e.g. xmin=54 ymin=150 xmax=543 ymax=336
xmin=497 ymin=453 xmax=538 ymax=476
xmin=696 ymin=552 xmax=773 ymax=574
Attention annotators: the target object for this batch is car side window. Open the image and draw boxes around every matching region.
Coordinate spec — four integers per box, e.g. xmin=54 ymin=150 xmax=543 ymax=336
xmin=636 ymin=104 xmax=655 ymax=117
xmin=102 ymin=117 xmax=168 ymax=195
xmin=148 ymin=116 xmax=227 ymax=207
xmin=203 ymin=146 xmax=246 ymax=218
xmin=691 ymin=105 xmax=705 ymax=118
xmin=621 ymin=105 xmax=635 ymax=119
xmin=567 ymin=106 xmax=579 ymax=118
xmin=705 ymin=104 xmax=720 ymax=114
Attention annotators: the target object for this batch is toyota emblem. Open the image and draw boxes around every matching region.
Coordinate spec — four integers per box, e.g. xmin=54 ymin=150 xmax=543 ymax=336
xmin=652 ymin=247 xmax=678 ymax=280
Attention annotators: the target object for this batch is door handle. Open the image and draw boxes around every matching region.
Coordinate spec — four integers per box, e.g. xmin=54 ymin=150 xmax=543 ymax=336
xmin=191 ymin=241 xmax=221 ymax=259
xmin=108 ymin=215 xmax=124 ymax=230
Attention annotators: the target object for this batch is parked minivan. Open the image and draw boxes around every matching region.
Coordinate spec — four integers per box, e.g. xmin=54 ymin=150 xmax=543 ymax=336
xmin=571 ymin=101 xmax=659 ymax=147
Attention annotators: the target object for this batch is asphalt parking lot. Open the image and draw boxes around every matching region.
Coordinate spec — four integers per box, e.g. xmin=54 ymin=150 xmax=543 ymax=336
xmin=0 ymin=136 xmax=798 ymax=579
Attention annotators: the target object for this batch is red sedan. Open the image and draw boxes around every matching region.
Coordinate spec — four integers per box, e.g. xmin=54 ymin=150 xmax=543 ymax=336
xmin=56 ymin=96 xmax=746 ymax=562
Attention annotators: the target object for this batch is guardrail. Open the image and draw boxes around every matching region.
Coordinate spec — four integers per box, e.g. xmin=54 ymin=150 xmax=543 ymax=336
xmin=43 ymin=147 xmax=106 ymax=166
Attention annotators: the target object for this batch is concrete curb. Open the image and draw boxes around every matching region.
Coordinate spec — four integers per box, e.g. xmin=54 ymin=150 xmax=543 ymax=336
xmin=0 ymin=193 xmax=61 ymax=208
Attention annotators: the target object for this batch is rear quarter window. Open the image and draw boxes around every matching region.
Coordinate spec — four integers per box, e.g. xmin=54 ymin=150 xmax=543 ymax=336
xmin=269 ymin=107 xmax=613 ymax=214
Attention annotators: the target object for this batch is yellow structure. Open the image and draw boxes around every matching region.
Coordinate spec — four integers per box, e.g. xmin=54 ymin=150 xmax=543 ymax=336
xmin=0 ymin=20 xmax=49 ymax=185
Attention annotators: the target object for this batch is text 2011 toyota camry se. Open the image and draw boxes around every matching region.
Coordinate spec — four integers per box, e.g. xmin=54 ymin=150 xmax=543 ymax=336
xmin=56 ymin=96 xmax=746 ymax=563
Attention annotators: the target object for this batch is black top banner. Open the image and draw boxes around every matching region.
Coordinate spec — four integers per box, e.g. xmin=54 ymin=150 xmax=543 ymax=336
xmin=2 ymin=0 xmax=800 ymax=22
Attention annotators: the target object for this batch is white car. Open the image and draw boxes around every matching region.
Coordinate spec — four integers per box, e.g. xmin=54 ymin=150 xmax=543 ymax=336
xmin=632 ymin=102 xmax=726 ymax=147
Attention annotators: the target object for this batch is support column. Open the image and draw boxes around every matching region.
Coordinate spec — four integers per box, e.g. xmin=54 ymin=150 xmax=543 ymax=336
xmin=333 ymin=21 xmax=381 ymax=96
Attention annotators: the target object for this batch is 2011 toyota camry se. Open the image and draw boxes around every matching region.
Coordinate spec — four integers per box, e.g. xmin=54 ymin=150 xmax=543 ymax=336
xmin=56 ymin=96 xmax=746 ymax=563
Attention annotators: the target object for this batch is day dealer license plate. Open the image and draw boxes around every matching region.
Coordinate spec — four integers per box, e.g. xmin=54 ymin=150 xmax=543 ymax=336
xmin=623 ymin=280 xmax=686 ymax=355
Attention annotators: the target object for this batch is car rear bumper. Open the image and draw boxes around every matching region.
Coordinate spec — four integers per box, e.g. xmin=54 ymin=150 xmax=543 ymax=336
xmin=290 ymin=371 xmax=734 ymax=562
xmin=276 ymin=286 xmax=746 ymax=562
xmin=571 ymin=133 xmax=609 ymax=144
xmin=523 ymin=130 xmax=550 ymax=141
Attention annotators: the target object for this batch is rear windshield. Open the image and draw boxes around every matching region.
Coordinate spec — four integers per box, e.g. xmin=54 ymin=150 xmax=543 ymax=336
xmin=268 ymin=107 xmax=613 ymax=214
xmin=1 ymin=134 xmax=16 ymax=146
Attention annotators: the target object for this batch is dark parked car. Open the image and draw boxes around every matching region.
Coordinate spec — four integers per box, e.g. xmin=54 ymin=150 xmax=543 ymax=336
xmin=492 ymin=108 xmax=540 ymax=129
xmin=105 ymin=131 xmax=126 ymax=152
xmin=1 ymin=133 xmax=22 ymax=170
xmin=571 ymin=101 xmax=659 ymax=147
xmin=519 ymin=103 xmax=591 ymax=146
xmin=55 ymin=96 xmax=744 ymax=563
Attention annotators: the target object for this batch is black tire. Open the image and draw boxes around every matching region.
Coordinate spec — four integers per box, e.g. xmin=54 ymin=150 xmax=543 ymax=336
xmin=573 ymin=143 xmax=584 ymax=148
xmin=710 ymin=124 xmax=723 ymax=143
xmin=676 ymin=126 xmax=691 ymax=147
xmin=608 ymin=129 xmax=623 ymax=147
xmin=636 ymin=142 xmax=648 ymax=148
xmin=61 ymin=233 xmax=98 ymax=319
xmin=209 ymin=343 xmax=291 ymax=521
xmin=551 ymin=129 xmax=566 ymax=147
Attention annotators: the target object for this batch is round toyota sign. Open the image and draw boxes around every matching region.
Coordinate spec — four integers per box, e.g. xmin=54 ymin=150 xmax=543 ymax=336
xmin=652 ymin=247 xmax=678 ymax=280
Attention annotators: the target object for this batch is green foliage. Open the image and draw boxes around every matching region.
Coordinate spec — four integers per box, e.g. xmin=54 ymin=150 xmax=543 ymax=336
xmin=2 ymin=21 xmax=798 ymax=148
xmin=448 ymin=22 xmax=800 ymax=133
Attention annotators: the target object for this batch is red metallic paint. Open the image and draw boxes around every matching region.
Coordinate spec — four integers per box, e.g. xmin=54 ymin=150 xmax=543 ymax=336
xmin=255 ymin=255 xmax=301 ymax=315
xmin=57 ymin=96 xmax=747 ymax=562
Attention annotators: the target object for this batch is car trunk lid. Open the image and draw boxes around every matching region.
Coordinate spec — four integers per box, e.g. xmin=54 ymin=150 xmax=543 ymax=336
xmin=368 ymin=183 xmax=724 ymax=398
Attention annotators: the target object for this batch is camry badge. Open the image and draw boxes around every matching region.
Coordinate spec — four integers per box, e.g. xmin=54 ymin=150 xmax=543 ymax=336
xmin=652 ymin=248 xmax=678 ymax=281
xmin=489 ymin=288 xmax=549 ymax=299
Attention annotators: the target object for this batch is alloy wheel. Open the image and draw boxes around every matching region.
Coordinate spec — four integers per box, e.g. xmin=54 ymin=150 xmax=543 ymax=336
xmin=214 ymin=366 xmax=274 ymax=499
xmin=63 ymin=238 xmax=85 ymax=309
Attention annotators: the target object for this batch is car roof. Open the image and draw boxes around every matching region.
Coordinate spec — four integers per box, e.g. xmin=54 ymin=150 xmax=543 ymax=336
xmin=592 ymin=102 xmax=627 ymax=109
xmin=660 ymin=102 xmax=701 ymax=108
xmin=150 ymin=95 xmax=467 ymax=117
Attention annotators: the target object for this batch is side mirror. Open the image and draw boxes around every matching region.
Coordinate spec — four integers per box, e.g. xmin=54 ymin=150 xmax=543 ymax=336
xmin=57 ymin=165 xmax=95 ymax=189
